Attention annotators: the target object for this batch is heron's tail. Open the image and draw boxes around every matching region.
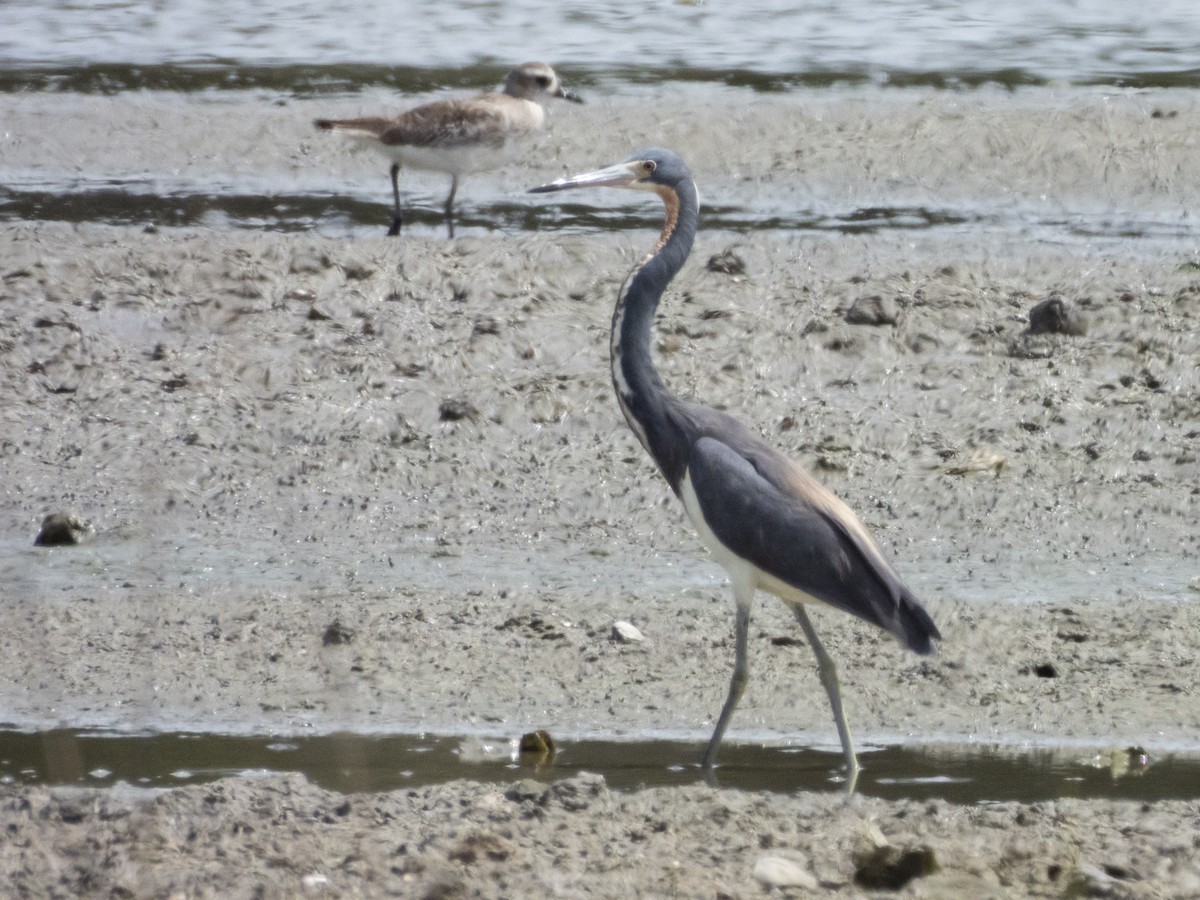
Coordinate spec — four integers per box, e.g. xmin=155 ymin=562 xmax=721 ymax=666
xmin=891 ymin=588 xmax=941 ymax=656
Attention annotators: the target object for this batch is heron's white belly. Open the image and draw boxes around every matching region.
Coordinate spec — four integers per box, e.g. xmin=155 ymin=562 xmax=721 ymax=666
xmin=680 ymin=468 xmax=819 ymax=609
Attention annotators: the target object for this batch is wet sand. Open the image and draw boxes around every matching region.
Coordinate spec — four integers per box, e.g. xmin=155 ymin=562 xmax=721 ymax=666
xmin=2 ymin=85 xmax=1200 ymax=896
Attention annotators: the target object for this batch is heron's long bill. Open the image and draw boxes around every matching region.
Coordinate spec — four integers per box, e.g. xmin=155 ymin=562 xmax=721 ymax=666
xmin=529 ymin=160 xmax=644 ymax=193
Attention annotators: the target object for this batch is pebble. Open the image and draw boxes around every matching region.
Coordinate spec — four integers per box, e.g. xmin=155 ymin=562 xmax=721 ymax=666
xmin=546 ymin=773 xmax=607 ymax=811
xmin=518 ymin=729 xmax=556 ymax=756
xmin=301 ymin=872 xmax=329 ymax=891
xmin=504 ymin=779 xmax=545 ymax=803
xmin=611 ymin=621 xmax=644 ymax=643
xmin=753 ymin=855 xmax=818 ymax=890
xmin=1026 ymin=296 xmax=1087 ymax=335
xmin=854 ymin=844 xmax=939 ymax=890
xmin=940 ymin=446 xmax=1006 ymax=477
xmin=438 ymin=398 xmax=479 ymax=422
xmin=321 ymin=620 xmax=353 ymax=646
xmin=34 ymin=512 xmax=94 ymax=546
xmin=844 ymin=294 xmax=899 ymax=326
xmin=705 ymin=248 xmax=747 ymax=275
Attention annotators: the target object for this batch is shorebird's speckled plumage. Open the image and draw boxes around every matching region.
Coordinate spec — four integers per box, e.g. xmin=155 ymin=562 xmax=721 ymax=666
xmin=315 ymin=62 xmax=579 ymax=237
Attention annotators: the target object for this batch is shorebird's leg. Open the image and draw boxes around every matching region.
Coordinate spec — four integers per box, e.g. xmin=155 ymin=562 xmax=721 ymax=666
xmin=792 ymin=605 xmax=860 ymax=795
xmin=444 ymin=175 xmax=459 ymax=238
xmin=702 ymin=583 xmax=754 ymax=769
xmin=387 ymin=163 xmax=403 ymax=236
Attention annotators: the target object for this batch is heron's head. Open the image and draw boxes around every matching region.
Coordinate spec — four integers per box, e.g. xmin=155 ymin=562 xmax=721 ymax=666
xmin=504 ymin=62 xmax=583 ymax=104
xmin=529 ymin=149 xmax=691 ymax=197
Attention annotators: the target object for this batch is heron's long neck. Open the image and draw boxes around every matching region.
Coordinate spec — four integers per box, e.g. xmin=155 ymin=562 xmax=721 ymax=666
xmin=610 ymin=180 xmax=699 ymax=493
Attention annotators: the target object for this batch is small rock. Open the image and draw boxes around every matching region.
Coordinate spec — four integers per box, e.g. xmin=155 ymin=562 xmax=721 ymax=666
xmin=611 ymin=620 xmax=644 ymax=643
xmin=907 ymin=331 xmax=942 ymax=353
xmin=705 ymin=248 xmax=746 ymax=275
xmin=1070 ymin=862 xmax=1122 ymax=894
xmin=34 ymin=513 xmax=94 ymax=547
xmin=1007 ymin=336 xmax=1055 ymax=359
xmin=940 ymin=447 xmax=1006 ymax=477
xmin=472 ymin=317 xmax=501 ymax=336
xmin=1026 ymin=296 xmax=1087 ymax=335
xmin=322 ymin=620 xmax=353 ymax=646
xmin=289 ymin=248 xmax=328 ymax=274
xmin=340 ymin=261 xmax=375 ymax=281
xmin=505 ymin=779 xmax=545 ymax=803
xmin=1140 ymin=368 xmax=1164 ymax=389
xmin=546 ymin=773 xmax=606 ymax=811
xmin=753 ymin=855 xmax=818 ymax=890
xmin=854 ymin=845 xmax=939 ymax=890
xmin=518 ymin=730 xmax=556 ymax=756
xmin=301 ymin=873 xmax=329 ymax=891
xmin=438 ymin=398 xmax=479 ymax=422
xmin=801 ymin=319 xmax=829 ymax=335
xmin=844 ymin=294 xmax=899 ymax=326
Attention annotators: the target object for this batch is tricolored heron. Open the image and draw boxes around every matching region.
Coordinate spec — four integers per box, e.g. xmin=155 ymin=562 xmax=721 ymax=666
xmin=530 ymin=149 xmax=940 ymax=792
xmin=315 ymin=62 xmax=581 ymax=238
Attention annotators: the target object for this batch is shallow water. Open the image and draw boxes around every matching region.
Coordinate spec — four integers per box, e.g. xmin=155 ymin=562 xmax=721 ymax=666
xmin=5 ymin=178 xmax=1199 ymax=247
xmin=0 ymin=727 xmax=1191 ymax=804
xmin=4 ymin=0 xmax=1200 ymax=88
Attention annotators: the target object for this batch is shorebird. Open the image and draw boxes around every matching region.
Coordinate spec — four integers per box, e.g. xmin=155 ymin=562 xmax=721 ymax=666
xmin=530 ymin=150 xmax=940 ymax=793
xmin=315 ymin=62 xmax=580 ymax=238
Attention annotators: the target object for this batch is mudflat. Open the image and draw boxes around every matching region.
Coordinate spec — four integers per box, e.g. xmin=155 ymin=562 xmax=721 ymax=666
xmin=1 ymin=84 xmax=1198 ymax=897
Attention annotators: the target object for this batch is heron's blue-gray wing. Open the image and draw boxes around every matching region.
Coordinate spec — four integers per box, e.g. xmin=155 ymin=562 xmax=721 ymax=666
xmin=686 ymin=435 xmax=939 ymax=654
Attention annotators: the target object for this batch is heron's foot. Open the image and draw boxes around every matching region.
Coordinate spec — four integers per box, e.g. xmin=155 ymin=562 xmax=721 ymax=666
xmin=386 ymin=217 xmax=402 ymax=237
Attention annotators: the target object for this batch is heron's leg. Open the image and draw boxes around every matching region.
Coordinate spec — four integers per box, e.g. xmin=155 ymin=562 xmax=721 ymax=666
xmin=387 ymin=163 xmax=403 ymax=237
xmin=792 ymin=605 xmax=860 ymax=795
xmin=444 ymin=175 xmax=459 ymax=238
xmin=702 ymin=585 xmax=754 ymax=768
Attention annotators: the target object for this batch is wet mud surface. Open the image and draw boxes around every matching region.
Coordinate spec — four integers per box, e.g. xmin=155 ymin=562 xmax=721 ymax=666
xmin=2 ymin=85 xmax=1199 ymax=896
